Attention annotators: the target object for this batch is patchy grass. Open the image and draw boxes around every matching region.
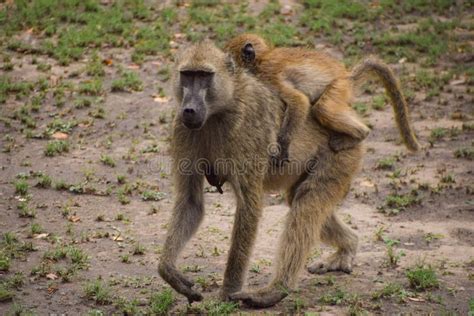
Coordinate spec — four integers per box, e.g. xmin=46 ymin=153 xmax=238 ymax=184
xmin=0 ymin=251 xmax=10 ymax=271
xmin=454 ymin=147 xmax=474 ymax=160
xmin=84 ymin=279 xmax=112 ymax=305
xmin=35 ymin=174 xmax=52 ymax=188
xmin=14 ymin=179 xmax=29 ymax=195
xmin=141 ymin=190 xmax=166 ymax=201
xmin=85 ymin=53 xmax=105 ymax=77
xmin=352 ymin=102 xmax=369 ymax=116
xmin=46 ymin=119 xmax=77 ymax=135
xmin=149 ymin=289 xmax=174 ymax=315
xmin=430 ymin=127 xmax=448 ymax=142
xmin=385 ymin=192 xmax=419 ymax=211
xmin=383 ymin=238 xmax=405 ymax=267
xmin=406 ymin=265 xmax=439 ymax=291
xmin=100 ymin=154 xmax=116 ymax=167
xmin=0 ymin=284 xmax=14 ymax=302
xmin=44 ymin=140 xmax=70 ymax=156
xmin=319 ymin=288 xmax=352 ymax=305
xmin=376 ymin=157 xmax=396 ymax=170
xmin=372 ymin=282 xmax=412 ymax=302
xmin=186 ymin=299 xmax=237 ymax=316
xmin=78 ymin=79 xmax=103 ymax=96
xmin=132 ymin=242 xmax=145 ymax=255
xmin=111 ymin=70 xmax=143 ymax=92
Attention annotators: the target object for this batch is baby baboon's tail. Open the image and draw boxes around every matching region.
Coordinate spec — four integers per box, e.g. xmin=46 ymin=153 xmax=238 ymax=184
xmin=351 ymin=57 xmax=420 ymax=151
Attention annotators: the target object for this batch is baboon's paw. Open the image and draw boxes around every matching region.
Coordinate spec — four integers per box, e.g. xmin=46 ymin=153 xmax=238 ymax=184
xmin=158 ymin=262 xmax=203 ymax=303
xmin=307 ymin=252 xmax=354 ymax=274
xmin=218 ymin=289 xmax=238 ymax=302
xmin=230 ymin=286 xmax=288 ymax=308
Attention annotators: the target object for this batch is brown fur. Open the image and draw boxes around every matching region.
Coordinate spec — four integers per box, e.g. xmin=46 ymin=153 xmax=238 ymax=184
xmin=158 ymin=41 xmax=365 ymax=308
xmin=225 ymin=34 xmax=420 ymax=155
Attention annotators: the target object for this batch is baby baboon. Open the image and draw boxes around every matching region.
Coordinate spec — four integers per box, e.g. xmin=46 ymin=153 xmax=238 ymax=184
xmin=158 ymin=40 xmax=416 ymax=308
xmin=225 ymin=34 xmax=420 ymax=163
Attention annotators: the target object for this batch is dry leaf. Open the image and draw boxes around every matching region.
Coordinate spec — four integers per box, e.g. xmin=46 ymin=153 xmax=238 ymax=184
xmin=153 ymin=95 xmax=170 ymax=103
xmin=398 ymin=57 xmax=407 ymax=64
xmin=450 ymin=78 xmax=466 ymax=86
xmin=46 ymin=273 xmax=58 ymax=280
xmin=103 ymin=59 xmax=113 ymax=66
xmin=174 ymin=33 xmax=185 ymax=39
xmin=33 ymin=233 xmax=49 ymax=239
xmin=127 ymin=64 xmax=140 ymax=69
xmin=360 ymin=180 xmax=374 ymax=188
xmin=112 ymin=234 xmax=123 ymax=241
xmin=52 ymin=132 xmax=68 ymax=140
xmin=47 ymin=284 xmax=58 ymax=294
xmin=68 ymin=215 xmax=81 ymax=222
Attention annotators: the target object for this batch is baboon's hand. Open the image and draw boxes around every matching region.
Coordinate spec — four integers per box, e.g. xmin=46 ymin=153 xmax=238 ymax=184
xmin=230 ymin=286 xmax=288 ymax=308
xmin=158 ymin=262 xmax=203 ymax=303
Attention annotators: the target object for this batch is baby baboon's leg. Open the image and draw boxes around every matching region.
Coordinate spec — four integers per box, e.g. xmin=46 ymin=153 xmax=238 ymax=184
xmin=312 ymin=79 xmax=370 ymax=152
xmin=220 ymin=178 xmax=264 ymax=299
xmin=158 ymin=174 xmax=205 ymax=303
xmin=232 ymin=158 xmax=350 ymax=308
xmin=307 ymin=213 xmax=358 ymax=274
xmin=273 ymin=80 xmax=310 ymax=166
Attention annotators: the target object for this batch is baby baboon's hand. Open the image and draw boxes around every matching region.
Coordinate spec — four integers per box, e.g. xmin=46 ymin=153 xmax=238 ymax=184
xmin=158 ymin=262 xmax=203 ymax=303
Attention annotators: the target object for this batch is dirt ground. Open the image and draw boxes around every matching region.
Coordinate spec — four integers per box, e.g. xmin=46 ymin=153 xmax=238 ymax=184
xmin=0 ymin=1 xmax=473 ymax=315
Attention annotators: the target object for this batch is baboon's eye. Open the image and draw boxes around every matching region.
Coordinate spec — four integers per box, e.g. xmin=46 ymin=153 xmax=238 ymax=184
xmin=180 ymin=70 xmax=214 ymax=78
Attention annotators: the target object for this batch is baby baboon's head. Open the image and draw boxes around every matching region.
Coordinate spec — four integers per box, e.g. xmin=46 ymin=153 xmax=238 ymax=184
xmin=225 ymin=34 xmax=270 ymax=69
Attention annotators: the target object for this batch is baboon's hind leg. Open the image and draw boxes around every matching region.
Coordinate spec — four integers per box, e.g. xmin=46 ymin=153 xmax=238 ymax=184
xmin=231 ymin=155 xmax=352 ymax=308
xmin=307 ymin=213 xmax=358 ymax=274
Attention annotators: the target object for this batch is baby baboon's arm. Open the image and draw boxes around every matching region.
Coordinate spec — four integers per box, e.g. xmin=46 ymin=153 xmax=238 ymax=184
xmin=273 ymin=79 xmax=311 ymax=165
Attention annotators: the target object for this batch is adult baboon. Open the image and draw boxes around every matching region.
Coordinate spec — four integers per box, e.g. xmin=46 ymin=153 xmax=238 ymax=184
xmin=158 ymin=40 xmax=415 ymax=308
xmin=226 ymin=34 xmax=419 ymax=164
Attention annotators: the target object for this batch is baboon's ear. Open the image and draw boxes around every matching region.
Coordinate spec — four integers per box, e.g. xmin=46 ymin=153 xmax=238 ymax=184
xmin=241 ymin=43 xmax=256 ymax=63
xmin=225 ymin=54 xmax=236 ymax=74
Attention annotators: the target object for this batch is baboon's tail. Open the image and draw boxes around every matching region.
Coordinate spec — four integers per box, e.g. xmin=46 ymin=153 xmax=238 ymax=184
xmin=351 ymin=57 xmax=420 ymax=151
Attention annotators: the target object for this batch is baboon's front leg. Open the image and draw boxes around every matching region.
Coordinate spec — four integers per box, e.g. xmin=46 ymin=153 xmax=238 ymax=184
xmin=220 ymin=178 xmax=264 ymax=299
xmin=158 ymin=173 xmax=205 ymax=303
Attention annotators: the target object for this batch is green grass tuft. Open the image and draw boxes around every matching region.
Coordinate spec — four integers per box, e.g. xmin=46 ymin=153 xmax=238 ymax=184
xmin=149 ymin=289 xmax=174 ymax=315
xmin=44 ymin=140 xmax=69 ymax=156
xmin=111 ymin=70 xmax=143 ymax=92
xmin=406 ymin=264 xmax=439 ymax=291
xmin=84 ymin=279 xmax=112 ymax=305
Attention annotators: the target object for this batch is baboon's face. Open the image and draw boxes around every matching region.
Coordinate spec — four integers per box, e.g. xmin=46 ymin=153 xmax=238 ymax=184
xmin=174 ymin=42 xmax=235 ymax=130
xmin=178 ymin=70 xmax=214 ymax=129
